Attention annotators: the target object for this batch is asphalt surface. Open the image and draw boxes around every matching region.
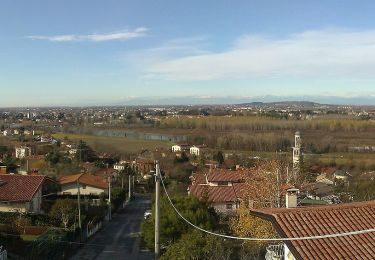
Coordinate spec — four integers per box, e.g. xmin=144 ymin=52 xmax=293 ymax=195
xmin=70 ymin=194 xmax=153 ymax=260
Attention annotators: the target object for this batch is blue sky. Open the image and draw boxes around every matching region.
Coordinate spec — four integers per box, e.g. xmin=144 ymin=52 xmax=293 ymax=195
xmin=1 ymin=0 xmax=375 ymax=106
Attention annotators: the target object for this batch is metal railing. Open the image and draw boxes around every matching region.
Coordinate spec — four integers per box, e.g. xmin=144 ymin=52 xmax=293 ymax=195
xmin=265 ymin=244 xmax=284 ymax=260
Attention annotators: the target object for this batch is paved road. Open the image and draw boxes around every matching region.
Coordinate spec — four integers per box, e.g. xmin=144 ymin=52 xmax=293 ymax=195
xmin=70 ymin=194 xmax=153 ymax=260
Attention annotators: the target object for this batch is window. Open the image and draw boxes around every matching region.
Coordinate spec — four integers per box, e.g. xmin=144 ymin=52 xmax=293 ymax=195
xmin=226 ymin=203 xmax=233 ymax=209
xmin=82 ymin=185 xmax=86 ymax=189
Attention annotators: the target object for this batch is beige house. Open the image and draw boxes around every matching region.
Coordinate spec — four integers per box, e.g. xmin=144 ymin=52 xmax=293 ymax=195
xmin=59 ymin=173 xmax=108 ymax=195
xmin=0 ymin=174 xmax=54 ymax=213
xmin=15 ymin=146 xmax=32 ymax=159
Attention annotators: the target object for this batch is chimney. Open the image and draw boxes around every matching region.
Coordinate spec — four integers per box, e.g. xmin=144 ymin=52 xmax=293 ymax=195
xmin=286 ymin=188 xmax=299 ymax=208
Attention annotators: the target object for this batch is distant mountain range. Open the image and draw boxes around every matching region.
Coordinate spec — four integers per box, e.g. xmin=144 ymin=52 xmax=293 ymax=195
xmin=111 ymin=95 xmax=375 ymax=106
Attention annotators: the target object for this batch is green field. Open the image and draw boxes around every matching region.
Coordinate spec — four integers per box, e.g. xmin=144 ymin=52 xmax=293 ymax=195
xmin=52 ymin=133 xmax=172 ymax=155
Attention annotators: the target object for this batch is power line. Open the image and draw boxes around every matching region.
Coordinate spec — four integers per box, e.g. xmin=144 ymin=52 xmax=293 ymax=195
xmin=160 ymin=175 xmax=375 ymax=241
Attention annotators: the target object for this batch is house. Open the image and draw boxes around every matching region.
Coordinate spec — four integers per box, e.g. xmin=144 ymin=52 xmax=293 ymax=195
xmin=189 ymin=145 xmax=204 ymax=156
xmin=79 ymin=162 xmax=96 ymax=173
xmin=0 ymin=166 xmax=7 ymax=174
xmin=15 ymin=146 xmax=32 ymax=159
xmin=206 ymin=169 xmax=244 ymax=186
xmin=59 ymin=173 xmax=108 ymax=196
xmin=2 ymin=130 xmax=10 ymax=137
xmin=189 ymin=185 xmax=239 ymax=215
xmin=114 ymin=163 xmax=127 ymax=171
xmin=188 ymin=169 xmax=249 ymax=215
xmin=0 ymin=174 xmax=56 ymax=213
xmin=333 ymin=169 xmax=351 ymax=182
xmin=250 ymin=200 xmax=375 ymax=260
xmin=40 ymin=136 xmax=53 ymax=143
xmin=204 ymin=160 xmax=219 ymax=169
xmin=171 ymin=144 xmax=190 ymax=152
xmin=24 ymin=130 xmax=32 ymax=135
xmin=130 ymin=158 xmax=154 ymax=177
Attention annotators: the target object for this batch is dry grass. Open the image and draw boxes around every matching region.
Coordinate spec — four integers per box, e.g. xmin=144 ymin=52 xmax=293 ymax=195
xmin=52 ymin=132 xmax=172 ymax=155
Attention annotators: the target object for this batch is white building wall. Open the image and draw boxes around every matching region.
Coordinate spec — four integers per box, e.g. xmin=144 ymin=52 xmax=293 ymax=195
xmin=61 ymin=183 xmax=107 ymax=195
xmin=30 ymin=188 xmax=42 ymax=213
xmin=114 ymin=164 xmax=126 ymax=171
xmin=190 ymin=147 xmax=200 ymax=156
xmin=212 ymin=202 xmax=237 ymax=215
xmin=171 ymin=145 xmax=181 ymax=152
xmin=0 ymin=202 xmax=28 ymax=213
xmin=284 ymin=244 xmax=296 ymax=260
xmin=15 ymin=147 xmax=31 ymax=159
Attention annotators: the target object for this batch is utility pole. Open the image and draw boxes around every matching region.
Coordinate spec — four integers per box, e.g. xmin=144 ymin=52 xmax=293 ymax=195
xmin=155 ymin=161 xmax=160 ymax=259
xmin=128 ymin=170 xmax=132 ymax=200
xmin=132 ymin=174 xmax=135 ymax=194
xmin=108 ymin=176 xmax=112 ymax=220
xmin=77 ymin=179 xmax=81 ymax=229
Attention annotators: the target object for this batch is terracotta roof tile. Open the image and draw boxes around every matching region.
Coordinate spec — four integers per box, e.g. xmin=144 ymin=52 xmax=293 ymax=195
xmin=59 ymin=173 xmax=108 ymax=190
xmin=0 ymin=174 xmax=46 ymax=202
xmin=189 ymin=185 xmax=237 ymax=203
xmin=207 ymin=169 xmax=244 ymax=183
xmin=190 ymin=173 xmax=207 ymax=185
xmin=251 ymin=201 xmax=375 ymax=260
xmin=232 ymin=182 xmax=248 ymax=199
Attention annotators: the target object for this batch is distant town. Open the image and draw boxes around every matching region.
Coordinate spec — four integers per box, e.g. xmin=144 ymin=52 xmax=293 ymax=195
xmin=0 ymin=101 xmax=374 ymax=259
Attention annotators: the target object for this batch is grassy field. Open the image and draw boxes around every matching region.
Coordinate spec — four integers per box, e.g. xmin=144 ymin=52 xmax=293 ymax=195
xmin=52 ymin=133 xmax=172 ymax=155
xmin=220 ymin=149 xmax=375 ymax=168
xmin=21 ymin=234 xmax=40 ymax=241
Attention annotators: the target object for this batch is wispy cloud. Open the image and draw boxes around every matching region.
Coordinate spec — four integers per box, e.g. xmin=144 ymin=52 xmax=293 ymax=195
xmin=27 ymin=27 xmax=148 ymax=42
xmin=136 ymin=29 xmax=375 ymax=81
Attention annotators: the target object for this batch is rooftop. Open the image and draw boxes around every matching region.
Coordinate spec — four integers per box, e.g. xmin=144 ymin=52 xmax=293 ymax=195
xmin=206 ymin=169 xmax=244 ymax=183
xmin=0 ymin=174 xmax=46 ymax=202
xmin=189 ymin=185 xmax=237 ymax=203
xmin=59 ymin=173 xmax=108 ymax=190
xmin=251 ymin=200 xmax=375 ymax=260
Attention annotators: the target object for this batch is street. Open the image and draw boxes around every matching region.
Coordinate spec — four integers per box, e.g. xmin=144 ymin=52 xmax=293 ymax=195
xmin=70 ymin=194 xmax=153 ymax=260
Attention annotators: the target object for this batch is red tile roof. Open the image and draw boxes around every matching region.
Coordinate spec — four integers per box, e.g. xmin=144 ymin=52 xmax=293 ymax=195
xmin=0 ymin=174 xmax=46 ymax=202
xmin=251 ymin=201 xmax=375 ymax=260
xmin=207 ymin=169 xmax=244 ymax=183
xmin=59 ymin=173 xmax=108 ymax=190
xmin=189 ymin=185 xmax=237 ymax=203
xmin=189 ymin=173 xmax=207 ymax=185
xmin=232 ymin=182 xmax=248 ymax=200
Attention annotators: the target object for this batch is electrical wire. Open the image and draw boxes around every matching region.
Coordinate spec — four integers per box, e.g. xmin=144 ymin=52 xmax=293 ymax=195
xmin=159 ymin=174 xmax=375 ymax=241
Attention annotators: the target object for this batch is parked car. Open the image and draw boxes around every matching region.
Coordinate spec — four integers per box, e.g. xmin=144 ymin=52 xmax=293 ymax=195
xmin=144 ymin=209 xmax=152 ymax=219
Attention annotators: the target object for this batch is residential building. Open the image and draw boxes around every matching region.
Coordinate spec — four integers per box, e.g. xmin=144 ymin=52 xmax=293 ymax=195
xmin=190 ymin=145 xmax=207 ymax=156
xmin=59 ymin=173 xmax=108 ymax=195
xmin=190 ymin=146 xmax=200 ymax=156
xmin=0 ymin=167 xmax=6 ymax=174
xmin=251 ymin=200 xmax=375 ymax=260
xmin=188 ymin=169 xmax=248 ymax=215
xmin=171 ymin=144 xmax=190 ymax=152
xmin=40 ymin=136 xmax=53 ymax=143
xmin=333 ymin=169 xmax=351 ymax=182
xmin=15 ymin=146 xmax=32 ymax=159
xmin=68 ymin=148 xmax=78 ymax=155
xmin=0 ymin=174 xmax=56 ymax=213
xmin=114 ymin=163 xmax=127 ymax=171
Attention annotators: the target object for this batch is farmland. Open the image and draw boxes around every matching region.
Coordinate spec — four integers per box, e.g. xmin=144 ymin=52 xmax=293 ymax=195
xmin=52 ymin=132 xmax=172 ymax=155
